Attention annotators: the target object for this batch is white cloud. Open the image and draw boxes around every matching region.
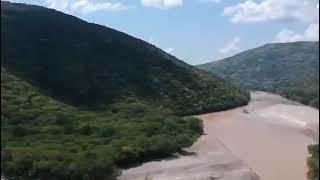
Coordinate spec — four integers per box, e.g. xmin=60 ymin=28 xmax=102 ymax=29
xmin=198 ymin=0 xmax=221 ymax=3
xmin=148 ymin=36 xmax=154 ymax=44
xmin=45 ymin=0 xmax=128 ymax=14
xmin=46 ymin=0 xmax=69 ymax=12
xmin=274 ymin=23 xmax=319 ymax=42
xmin=165 ymin=47 xmax=174 ymax=54
xmin=141 ymin=0 xmax=183 ymax=9
xmin=219 ymin=36 xmax=241 ymax=57
xmin=223 ymin=0 xmax=319 ymax=24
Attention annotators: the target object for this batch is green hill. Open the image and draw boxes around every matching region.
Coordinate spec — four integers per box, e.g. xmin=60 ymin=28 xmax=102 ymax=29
xmin=1 ymin=2 xmax=249 ymax=179
xmin=1 ymin=1 xmax=249 ymax=115
xmin=197 ymin=42 xmax=319 ymax=108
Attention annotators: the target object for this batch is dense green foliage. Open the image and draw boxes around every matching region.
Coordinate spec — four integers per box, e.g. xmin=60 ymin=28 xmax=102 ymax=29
xmin=1 ymin=71 xmax=203 ymax=179
xmin=280 ymin=79 xmax=319 ymax=108
xmin=307 ymin=144 xmax=319 ymax=180
xmin=1 ymin=2 xmax=249 ymax=179
xmin=1 ymin=2 xmax=249 ymax=116
xmin=197 ymin=42 xmax=319 ymax=108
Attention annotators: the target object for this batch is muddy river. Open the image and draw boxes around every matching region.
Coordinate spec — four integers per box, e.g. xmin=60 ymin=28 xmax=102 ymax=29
xmin=119 ymin=91 xmax=319 ymax=180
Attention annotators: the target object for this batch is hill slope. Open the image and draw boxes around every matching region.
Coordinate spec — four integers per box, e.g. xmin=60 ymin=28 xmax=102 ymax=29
xmin=1 ymin=2 xmax=249 ymax=180
xmin=1 ymin=2 xmax=249 ymax=115
xmin=197 ymin=42 xmax=319 ymax=108
xmin=1 ymin=70 xmax=205 ymax=179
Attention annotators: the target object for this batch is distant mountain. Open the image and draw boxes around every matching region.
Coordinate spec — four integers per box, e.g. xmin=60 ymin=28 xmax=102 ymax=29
xmin=197 ymin=41 xmax=319 ymax=108
xmin=1 ymin=2 xmax=249 ymax=180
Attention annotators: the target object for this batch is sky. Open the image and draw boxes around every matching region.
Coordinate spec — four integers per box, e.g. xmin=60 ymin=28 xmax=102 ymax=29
xmin=2 ymin=0 xmax=319 ymax=65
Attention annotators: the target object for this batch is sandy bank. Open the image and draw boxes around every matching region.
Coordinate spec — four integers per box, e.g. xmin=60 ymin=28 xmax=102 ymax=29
xmin=119 ymin=91 xmax=319 ymax=180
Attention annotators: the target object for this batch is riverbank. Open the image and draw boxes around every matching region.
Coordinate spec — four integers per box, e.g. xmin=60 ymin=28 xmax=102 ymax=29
xmin=119 ymin=91 xmax=319 ymax=180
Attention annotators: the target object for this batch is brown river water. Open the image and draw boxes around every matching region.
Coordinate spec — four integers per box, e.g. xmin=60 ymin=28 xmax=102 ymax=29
xmin=119 ymin=91 xmax=319 ymax=180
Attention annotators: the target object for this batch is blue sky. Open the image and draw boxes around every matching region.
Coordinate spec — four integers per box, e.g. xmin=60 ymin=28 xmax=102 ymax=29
xmin=3 ymin=0 xmax=319 ymax=65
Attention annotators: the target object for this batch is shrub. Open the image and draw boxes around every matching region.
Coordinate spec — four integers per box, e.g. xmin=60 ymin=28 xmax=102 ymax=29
xmin=307 ymin=144 xmax=319 ymax=180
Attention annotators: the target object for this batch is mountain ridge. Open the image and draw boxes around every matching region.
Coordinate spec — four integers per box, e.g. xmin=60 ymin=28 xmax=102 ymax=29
xmin=197 ymin=41 xmax=319 ymax=108
xmin=1 ymin=1 xmax=249 ymax=115
xmin=1 ymin=2 xmax=249 ymax=180
xmin=198 ymin=41 xmax=319 ymax=67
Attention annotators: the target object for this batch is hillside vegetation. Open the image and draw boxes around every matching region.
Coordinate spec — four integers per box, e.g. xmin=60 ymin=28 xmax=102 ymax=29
xmin=1 ymin=2 xmax=249 ymax=116
xmin=1 ymin=2 xmax=250 ymax=180
xmin=1 ymin=71 xmax=204 ymax=179
xmin=307 ymin=144 xmax=319 ymax=180
xmin=197 ymin=42 xmax=319 ymax=108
